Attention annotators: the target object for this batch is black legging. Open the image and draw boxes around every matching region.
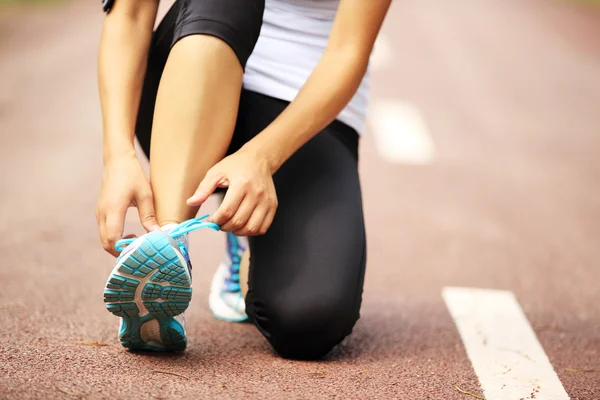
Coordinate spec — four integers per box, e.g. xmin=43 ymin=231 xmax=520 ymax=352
xmin=231 ymin=91 xmax=367 ymax=359
xmin=135 ymin=0 xmax=367 ymax=360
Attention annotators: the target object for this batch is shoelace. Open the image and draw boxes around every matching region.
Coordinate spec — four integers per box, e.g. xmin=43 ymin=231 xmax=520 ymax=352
xmin=114 ymin=214 xmax=220 ymax=252
xmin=224 ymin=232 xmax=244 ymax=292
xmin=225 ymin=255 xmax=241 ymax=292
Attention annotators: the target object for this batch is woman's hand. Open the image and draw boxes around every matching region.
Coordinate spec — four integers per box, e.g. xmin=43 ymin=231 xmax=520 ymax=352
xmin=187 ymin=148 xmax=278 ymax=236
xmin=96 ymin=153 xmax=160 ymax=256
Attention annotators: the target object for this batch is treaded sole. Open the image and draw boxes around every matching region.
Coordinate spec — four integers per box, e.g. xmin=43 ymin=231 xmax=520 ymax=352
xmin=104 ymin=232 xmax=190 ymax=351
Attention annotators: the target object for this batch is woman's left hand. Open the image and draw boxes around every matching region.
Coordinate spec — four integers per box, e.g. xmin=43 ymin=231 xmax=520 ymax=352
xmin=187 ymin=148 xmax=278 ymax=236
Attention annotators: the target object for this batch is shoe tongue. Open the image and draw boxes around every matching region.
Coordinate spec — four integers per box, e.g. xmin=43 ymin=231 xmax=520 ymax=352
xmin=237 ymin=236 xmax=249 ymax=252
xmin=225 ymin=234 xmax=248 ymax=265
xmin=173 ymin=235 xmax=189 ymax=249
xmin=161 ymin=224 xmax=189 ymax=249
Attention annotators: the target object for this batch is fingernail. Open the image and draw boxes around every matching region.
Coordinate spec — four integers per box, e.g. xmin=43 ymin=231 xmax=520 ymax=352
xmin=152 ymin=224 xmax=161 ymax=231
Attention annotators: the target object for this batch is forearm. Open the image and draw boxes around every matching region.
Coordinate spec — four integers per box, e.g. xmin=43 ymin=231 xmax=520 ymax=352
xmin=242 ymin=48 xmax=368 ymax=173
xmin=98 ymin=1 xmax=157 ymax=164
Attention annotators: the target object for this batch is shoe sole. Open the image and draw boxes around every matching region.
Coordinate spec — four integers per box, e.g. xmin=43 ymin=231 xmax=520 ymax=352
xmin=103 ymin=232 xmax=191 ymax=351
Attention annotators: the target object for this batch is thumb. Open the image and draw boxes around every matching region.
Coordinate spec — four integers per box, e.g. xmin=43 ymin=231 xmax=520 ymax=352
xmin=187 ymin=169 xmax=226 ymax=206
xmin=136 ymin=192 xmax=160 ymax=232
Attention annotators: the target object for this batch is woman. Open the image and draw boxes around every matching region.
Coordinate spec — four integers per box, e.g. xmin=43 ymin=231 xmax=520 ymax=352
xmin=97 ymin=0 xmax=390 ymax=360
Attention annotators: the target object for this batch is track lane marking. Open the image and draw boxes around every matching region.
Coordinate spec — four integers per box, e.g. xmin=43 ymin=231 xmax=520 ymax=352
xmin=368 ymin=100 xmax=435 ymax=165
xmin=442 ymin=287 xmax=570 ymax=400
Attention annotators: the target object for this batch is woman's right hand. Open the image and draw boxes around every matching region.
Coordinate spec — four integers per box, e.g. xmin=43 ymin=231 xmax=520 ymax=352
xmin=96 ymin=152 xmax=160 ymax=256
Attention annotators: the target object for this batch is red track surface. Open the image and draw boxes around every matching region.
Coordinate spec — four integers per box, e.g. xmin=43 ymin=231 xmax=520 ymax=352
xmin=1 ymin=1 xmax=599 ymax=399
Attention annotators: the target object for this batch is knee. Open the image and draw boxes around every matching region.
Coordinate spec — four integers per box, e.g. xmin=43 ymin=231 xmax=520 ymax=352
xmin=173 ymin=0 xmax=264 ymax=69
xmin=251 ymin=294 xmax=359 ymax=360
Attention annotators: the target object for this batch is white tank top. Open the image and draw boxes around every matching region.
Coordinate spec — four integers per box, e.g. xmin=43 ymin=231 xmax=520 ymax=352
xmin=243 ymin=0 xmax=370 ymax=135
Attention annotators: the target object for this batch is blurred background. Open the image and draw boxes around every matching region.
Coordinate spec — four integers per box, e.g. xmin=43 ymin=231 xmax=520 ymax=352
xmin=1 ymin=0 xmax=599 ymax=399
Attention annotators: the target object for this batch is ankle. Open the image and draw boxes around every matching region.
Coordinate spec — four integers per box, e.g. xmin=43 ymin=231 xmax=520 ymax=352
xmin=160 ymin=223 xmax=180 ymax=232
xmin=158 ymin=219 xmax=181 ymax=227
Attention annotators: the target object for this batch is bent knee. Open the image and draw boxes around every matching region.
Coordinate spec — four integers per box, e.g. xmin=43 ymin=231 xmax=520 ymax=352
xmin=170 ymin=0 xmax=264 ymax=69
xmin=251 ymin=296 xmax=360 ymax=360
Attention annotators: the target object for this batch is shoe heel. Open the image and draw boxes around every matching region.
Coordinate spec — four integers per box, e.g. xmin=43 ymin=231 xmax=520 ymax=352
xmin=103 ymin=232 xmax=191 ymax=351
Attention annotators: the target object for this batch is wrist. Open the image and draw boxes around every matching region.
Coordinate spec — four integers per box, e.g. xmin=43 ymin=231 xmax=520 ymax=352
xmin=102 ymin=127 xmax=137 ymax=163
xmin=103 ymin=143 xmax=137 ymax=166
xmin=241 ymin=140 xmax=282 ymax=175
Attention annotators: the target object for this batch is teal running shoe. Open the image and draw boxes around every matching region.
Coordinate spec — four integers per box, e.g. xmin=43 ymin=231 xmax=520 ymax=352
xmin=209 ymin=232 xmax=248 ymax=322
xmin=103 ymin=215 xmax=218 ymax=351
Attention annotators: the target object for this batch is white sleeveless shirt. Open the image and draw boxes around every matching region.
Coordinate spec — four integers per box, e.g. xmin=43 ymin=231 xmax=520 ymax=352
xmin=243 ymin=0 xmax=370 ymax=135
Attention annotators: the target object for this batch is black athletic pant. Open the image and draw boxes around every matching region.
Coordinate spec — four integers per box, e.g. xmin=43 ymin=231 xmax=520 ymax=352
xmin=135 ymin=0 xmax=367 ymax=360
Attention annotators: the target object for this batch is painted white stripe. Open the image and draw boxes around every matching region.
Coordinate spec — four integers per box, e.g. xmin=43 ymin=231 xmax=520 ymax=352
xmin=368 ymin=100 xmax=435 ymax=165
xmin=442 ymin=287 xmax=570 ymax=400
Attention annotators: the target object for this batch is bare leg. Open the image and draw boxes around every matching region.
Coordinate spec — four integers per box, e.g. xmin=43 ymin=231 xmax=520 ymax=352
xmin=150 ymin=35 xmax=243 ymax=226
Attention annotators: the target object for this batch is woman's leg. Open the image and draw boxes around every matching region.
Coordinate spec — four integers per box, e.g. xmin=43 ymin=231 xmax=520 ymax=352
xmin=232 ymin=91 xmax=367 ymax=360
xmin=150 ymin=35 xmax=242 ymax=225
xmin=135 ymin=0 xmax=264 ymax=225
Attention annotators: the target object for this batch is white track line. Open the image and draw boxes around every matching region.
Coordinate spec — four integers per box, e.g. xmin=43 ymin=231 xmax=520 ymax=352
xmin=442 ymin=287 xmax=569 ymax=400
xmin=368 ymin=100 xmax=435 ymax=165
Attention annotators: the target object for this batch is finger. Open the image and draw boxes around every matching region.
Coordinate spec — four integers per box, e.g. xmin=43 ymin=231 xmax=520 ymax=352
xmin=97 ymin=207 xmax=110 ymax=254
xmin=258 ymin=206 xmax=276 ymax=235
xmin=105 ymin=205 xmax=127 ymax=257
xmin=101 ymin=226 xmax=119 ymax=257
xmin=219 ymin=194 xmax=255 ymax=232
xmin=97 ymin=205 xmax=118 ymax=256
xmin=210 ymin=184 xmax=247 ymax=227
xmin=234 ymin=203 xmax=269 ymax=236
xmin=187 ymin=169 xmax=227 ymax=206
xmin=135 ymin=191 xmax=160 ymax=232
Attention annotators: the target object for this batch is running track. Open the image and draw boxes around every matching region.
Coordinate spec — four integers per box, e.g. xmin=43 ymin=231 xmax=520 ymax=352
xmin=0 ymin=1 xmax=599 ymax=399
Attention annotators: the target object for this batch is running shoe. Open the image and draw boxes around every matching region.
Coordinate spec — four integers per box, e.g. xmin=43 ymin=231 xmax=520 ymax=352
xmin=103 ymin=215 xmax=219 ymax=351
xmin=209 ymin=232 xmax=248 ymax=322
